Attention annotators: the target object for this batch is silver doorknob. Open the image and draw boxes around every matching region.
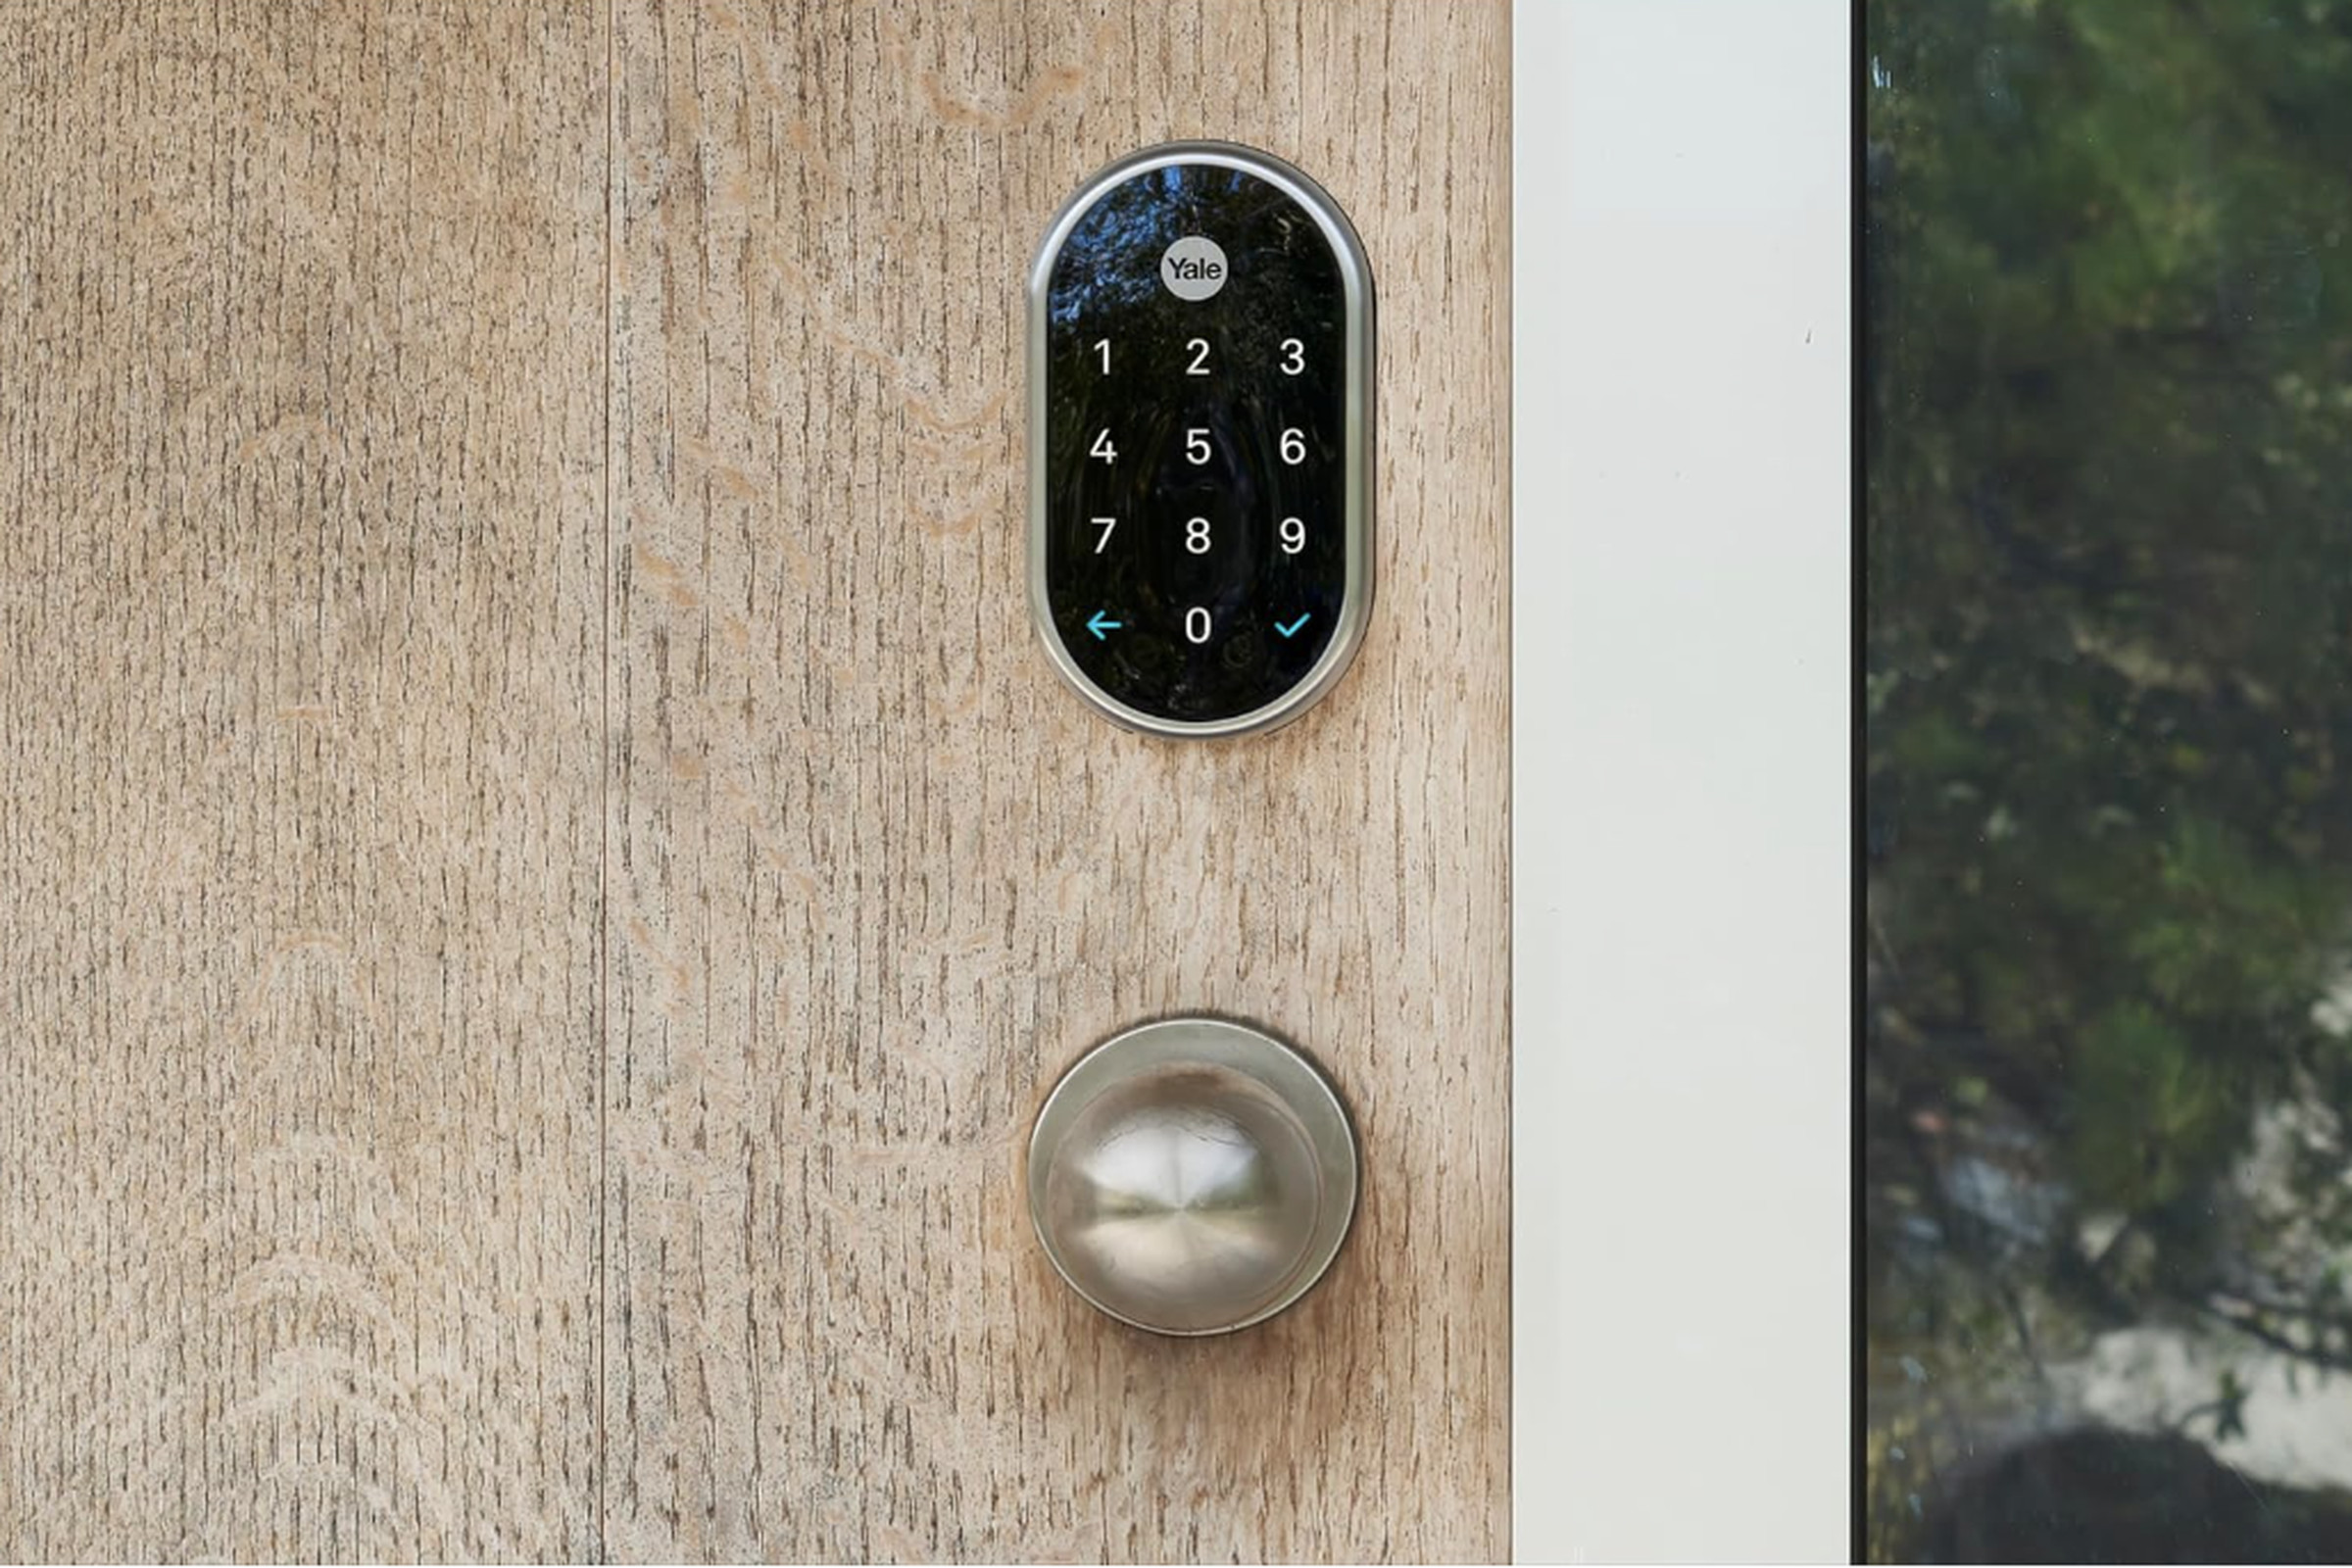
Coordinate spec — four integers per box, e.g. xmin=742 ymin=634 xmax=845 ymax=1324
xmin=1027 ymin=1017 xmax=1358 ymax=1336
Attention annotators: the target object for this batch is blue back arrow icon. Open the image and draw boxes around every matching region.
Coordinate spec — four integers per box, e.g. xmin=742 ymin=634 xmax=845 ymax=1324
xmin=1086 ymin=611 xmax=1122 ymax=640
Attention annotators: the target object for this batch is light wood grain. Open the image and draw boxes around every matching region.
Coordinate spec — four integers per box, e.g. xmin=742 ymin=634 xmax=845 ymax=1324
xmin=1 ymin=3 xmax=1506 ymax=1558
xmin=0 ymin=3 xmax=609 ymax=1558
xmin=603 ymin=2 xmax=1510 ymax=1560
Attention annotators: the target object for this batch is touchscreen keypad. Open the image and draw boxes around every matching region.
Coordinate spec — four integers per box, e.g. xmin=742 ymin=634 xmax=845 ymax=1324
xmin=1032 ymin=148 xmax=1372 ymax=733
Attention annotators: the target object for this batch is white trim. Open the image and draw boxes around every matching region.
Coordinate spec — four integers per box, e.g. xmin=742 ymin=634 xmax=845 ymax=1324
xmin=1512 ymin=2 xmax=1851 ymax=1559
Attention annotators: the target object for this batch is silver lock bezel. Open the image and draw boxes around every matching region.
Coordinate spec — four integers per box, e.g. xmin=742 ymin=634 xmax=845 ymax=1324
xmin=1027 ymin=140 xmax=1377 ymax=739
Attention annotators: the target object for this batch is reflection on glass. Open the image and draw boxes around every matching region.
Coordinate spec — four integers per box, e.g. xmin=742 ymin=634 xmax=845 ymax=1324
xmin=1044 ymin=164 xmax=1348 ymax=722
xmin=1868 ymin=1 xmax=2352 ymax=1559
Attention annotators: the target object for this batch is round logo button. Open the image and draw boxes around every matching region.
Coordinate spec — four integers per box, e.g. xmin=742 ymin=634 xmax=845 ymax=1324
xmin=1159 ymin=235 xmax=1229 ymax=302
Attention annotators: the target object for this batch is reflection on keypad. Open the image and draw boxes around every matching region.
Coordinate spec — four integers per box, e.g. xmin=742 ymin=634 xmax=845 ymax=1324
xmin=1035 ymin=149 xmax=1369 ymax=731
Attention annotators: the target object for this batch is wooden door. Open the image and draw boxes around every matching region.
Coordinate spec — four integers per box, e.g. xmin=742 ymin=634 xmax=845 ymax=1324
xmin=1 ymin=2 xmax=1508 ymax=1559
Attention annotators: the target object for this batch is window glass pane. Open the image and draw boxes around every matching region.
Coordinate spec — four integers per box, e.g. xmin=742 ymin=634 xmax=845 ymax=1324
xmin=1868 ymin=1 xmax=2352 ymax=1558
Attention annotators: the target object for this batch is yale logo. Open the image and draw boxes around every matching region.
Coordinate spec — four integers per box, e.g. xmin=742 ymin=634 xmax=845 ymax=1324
xmin=1160 ymin=235 xmax=1229 ymax=302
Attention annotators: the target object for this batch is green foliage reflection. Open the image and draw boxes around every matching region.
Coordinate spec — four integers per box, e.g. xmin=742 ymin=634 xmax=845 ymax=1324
xmin=1868 ymin=0 xmax=2352 ymax=1554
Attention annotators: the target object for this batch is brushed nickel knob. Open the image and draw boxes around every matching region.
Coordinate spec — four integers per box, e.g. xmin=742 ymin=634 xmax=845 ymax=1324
xmin=1027 ymin=1017 xmax=1358 ymax=1336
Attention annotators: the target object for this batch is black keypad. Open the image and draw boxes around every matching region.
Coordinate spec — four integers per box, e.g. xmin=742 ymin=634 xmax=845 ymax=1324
xmin=1035 ymin=151 xmax=1368 ymax=730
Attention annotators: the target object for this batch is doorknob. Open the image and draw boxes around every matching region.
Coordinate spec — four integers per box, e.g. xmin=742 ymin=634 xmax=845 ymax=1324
xmin=1027 ymin=1017 xmax=1358 ymax=1336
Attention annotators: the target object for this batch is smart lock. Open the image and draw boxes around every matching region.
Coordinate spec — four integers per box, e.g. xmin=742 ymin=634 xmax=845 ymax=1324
xmin=1028 ymin=142 xmax=1376 ymax=737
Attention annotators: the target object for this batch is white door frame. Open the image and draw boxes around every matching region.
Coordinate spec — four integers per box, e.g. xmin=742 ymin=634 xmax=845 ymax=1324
xmin=1512 ymin=2 xmax=1852 ymax=1558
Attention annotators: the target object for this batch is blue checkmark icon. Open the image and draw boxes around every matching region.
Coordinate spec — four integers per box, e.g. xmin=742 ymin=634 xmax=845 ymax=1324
xmin=1275 ymin=612 xmax=1312 ymax=639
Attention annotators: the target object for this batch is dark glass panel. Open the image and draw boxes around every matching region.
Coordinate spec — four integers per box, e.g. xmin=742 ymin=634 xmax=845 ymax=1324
xmin=1869 ymin=1 xmax=2352 ymax=1558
